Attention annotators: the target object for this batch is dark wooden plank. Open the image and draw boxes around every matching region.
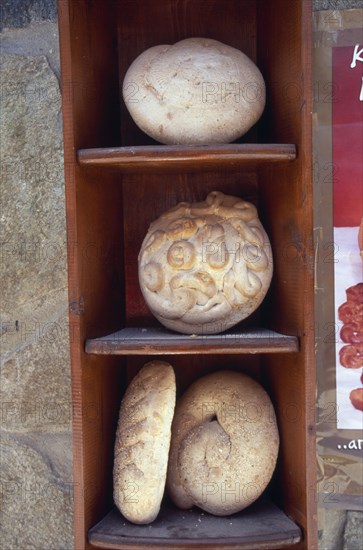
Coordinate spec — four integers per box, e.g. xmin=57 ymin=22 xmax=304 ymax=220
xmin=85 ymin=327 xmax=299 ymax=355
xmin=88 ymin=500 xmax=302 ymax=549
xmin=78 ymin=144 xmax=296 ymax=172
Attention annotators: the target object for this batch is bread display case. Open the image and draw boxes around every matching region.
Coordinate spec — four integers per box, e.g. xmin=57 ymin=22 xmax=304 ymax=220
xmin=57 ymin=0 xmax=316 ymax=548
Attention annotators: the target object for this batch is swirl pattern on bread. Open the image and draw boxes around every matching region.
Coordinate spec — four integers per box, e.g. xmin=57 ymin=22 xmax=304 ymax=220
xmin=138 ymin=191 xmax=273 ymax=334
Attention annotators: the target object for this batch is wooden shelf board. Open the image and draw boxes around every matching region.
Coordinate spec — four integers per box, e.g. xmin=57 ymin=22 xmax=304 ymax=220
xmin=77 ymin=144 xmax=296 ymax=172
xmin=85 ymin=327 xmax=299 ymax=355
xmin=88 ymin=500 xmax=302 ymax=549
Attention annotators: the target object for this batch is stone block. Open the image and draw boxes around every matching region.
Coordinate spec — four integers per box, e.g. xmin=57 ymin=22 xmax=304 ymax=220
xmin=1 ymin=309 xmax=72 ymax=433
xmin=313 ymin=0 xmax=363 ymax=9
xmin=318 ymin=507 xmax=347 ymax=549
xmin=0 ymin=28 xmax=73 ymax=550
xmin=0 ymin=52 xmax=67 ymax=341
xmin=0 ymin=50 xmax=71 ymax=434
xmin=344 ymin=511 xmax=363 ymax=550
xmin=0 ymin=431 xmax=73 ymax=549
xmin=0 ymin=0 xmax=57 ymax=31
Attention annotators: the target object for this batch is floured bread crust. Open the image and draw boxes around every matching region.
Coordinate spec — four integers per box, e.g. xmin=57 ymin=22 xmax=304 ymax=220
xmin=123 ymin=37 xmax=265 ymax=144
xmin=138 ymin=191 xmax=273 ymax=335
xmin=113 ymin=361 xmax=176 ymax=524
xmin=166 ymin=370 xmax=279 ymax=515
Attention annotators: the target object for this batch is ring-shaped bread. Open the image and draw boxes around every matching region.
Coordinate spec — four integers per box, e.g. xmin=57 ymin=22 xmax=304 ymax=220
xmin=166 ymin=370 xmax=279 ymax=515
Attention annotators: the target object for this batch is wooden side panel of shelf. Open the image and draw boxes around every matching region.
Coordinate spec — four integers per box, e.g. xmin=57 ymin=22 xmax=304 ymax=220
xmin=257 ymin=0 xmax=316 ymax=546
xmin=58 ymin=2 xmax=127 ymax=547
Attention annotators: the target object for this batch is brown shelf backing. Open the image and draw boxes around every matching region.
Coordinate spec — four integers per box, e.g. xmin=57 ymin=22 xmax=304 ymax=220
xmin=88 ymin=500 xmax=302 ymax=550
xmin=77 ymin=144 xmax=296 ymax=172
xmin=85 ymin=327 xmax=299 ymax=355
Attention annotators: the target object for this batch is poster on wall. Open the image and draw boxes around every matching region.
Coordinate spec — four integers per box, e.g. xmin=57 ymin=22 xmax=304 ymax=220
xmin=332 ymin=23 xmax=363 ymax=430
xmin=314 ymin=9 xmax=363 ymax=509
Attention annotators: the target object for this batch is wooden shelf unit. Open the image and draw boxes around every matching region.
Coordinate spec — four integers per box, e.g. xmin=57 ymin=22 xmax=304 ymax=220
xmin=58 ymin=0 xmax=316 ymax=549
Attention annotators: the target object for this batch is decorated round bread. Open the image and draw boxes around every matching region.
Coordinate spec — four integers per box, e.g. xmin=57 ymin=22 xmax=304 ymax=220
xmin=166 ymin=370 xmax=280 ymax=515
xmin=122 ymin=37 xmax=265 ymax=144
xmin=138 ymin=191 xmax=273 ymax=335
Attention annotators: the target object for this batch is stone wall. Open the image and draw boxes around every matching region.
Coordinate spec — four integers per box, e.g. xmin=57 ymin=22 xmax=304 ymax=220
xmin=0 ymin=14 xmax=73 ymax=550
xmin=0 ymin=1 xmax=361 ymax=550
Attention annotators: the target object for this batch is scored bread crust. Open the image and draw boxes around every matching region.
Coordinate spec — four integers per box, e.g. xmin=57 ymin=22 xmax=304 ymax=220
xmin=166 ymin=370 xmax=279 ymax=515
xmin=113 ymin=361 xmax=176 ymax=524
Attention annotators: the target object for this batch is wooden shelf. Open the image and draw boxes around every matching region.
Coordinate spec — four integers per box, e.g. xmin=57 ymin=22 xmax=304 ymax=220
xmin=77 ymin=144 xmax=296 ymax=173
xmin=58 ymin=0 xmax=316 ymax=548
xmin=88 ymin=499 xmax=302 ymax=549
xmin=85 ymin=327 xmax=299 ymax=355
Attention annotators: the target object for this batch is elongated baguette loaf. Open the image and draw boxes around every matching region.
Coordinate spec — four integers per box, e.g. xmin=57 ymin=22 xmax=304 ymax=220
xmin=113 ymin=361 xmax=176 ymax=524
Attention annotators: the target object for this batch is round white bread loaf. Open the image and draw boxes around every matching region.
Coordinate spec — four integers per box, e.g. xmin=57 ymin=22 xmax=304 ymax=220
xmin=122 ymin=37 xmax=265 ymax=144
xmin=138 ymin=191 xmax=273 ymax=335
xmin=166 ymin=370 xmax=279 ymax=516
xmin=113 ymin=361 xmax=176 ymax=524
